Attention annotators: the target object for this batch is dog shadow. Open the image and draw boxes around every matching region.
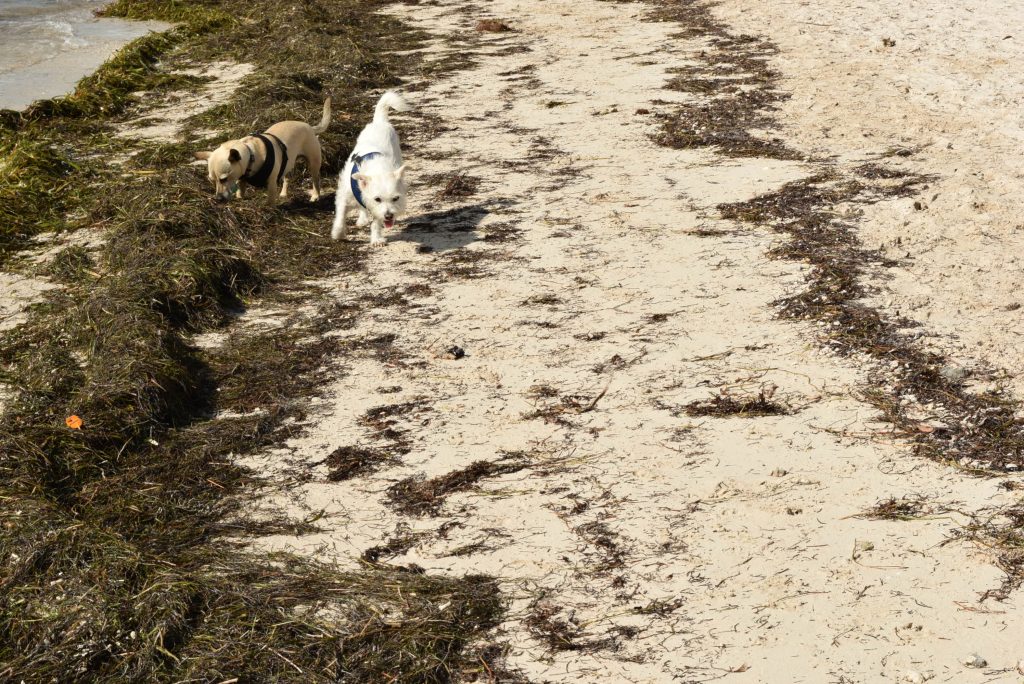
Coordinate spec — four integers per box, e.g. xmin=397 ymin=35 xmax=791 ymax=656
xmin=392 ymin=200 xmax=515 ymax=252
xmin=276 ymin=194 xmax=517 ymax=253
xmin=279 ymin=192 xmax=335 ymax=216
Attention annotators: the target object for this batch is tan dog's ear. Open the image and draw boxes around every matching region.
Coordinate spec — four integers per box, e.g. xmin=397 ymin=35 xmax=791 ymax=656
xmin=394 ymin=164 xmax=408 ymax=180
xmin=228 ymin=148 xmax=241 ymax=163
xmin=352 ymin=172 xmax=370 ymax=190
xmin=194 ymin=150 xmax=212 ymax=160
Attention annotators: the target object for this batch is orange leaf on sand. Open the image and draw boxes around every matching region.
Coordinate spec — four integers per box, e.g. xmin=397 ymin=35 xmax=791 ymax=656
xmin=65 ymin=415 xmax=83 ymax=430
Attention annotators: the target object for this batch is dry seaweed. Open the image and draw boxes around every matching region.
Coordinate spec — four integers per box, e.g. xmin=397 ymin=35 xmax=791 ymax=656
xmin=858 ymin=496 xmax=928 ymax=521
xmin=658 ymin=23 xmax=1024 ymax=594
xmin=430 ymin=171 xmax=482 ymax=199
xmin=955 ymin=505 xmax=1024 ymax=601
xmin=387 ymin=452 xmax=531 ymax=516
xmin=719 ymin=172 xmax=1024 ymax=474
xmin=524 ymin=600 xmax=617 ymax=653
xmin=574 ymin=520 xmax=627 ymax=569
xmin=325 ymin=445 xmax=396 ymax=481
xmin=643 ymin=2 xmax=800 ymax=159
xmin=522 ymin=388 xmax=607 ymax=427
xmin=476 ymin=19 xmax=513 ymax=33
xmin=684 ymin=387 xmax=788 ymax=418
xmin=362 ymin=523 xmax=431 ymax=564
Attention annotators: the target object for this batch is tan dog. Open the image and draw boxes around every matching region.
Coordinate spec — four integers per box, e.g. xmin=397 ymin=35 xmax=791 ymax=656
xmin=194 ymin=98 xmax=331 ymax=206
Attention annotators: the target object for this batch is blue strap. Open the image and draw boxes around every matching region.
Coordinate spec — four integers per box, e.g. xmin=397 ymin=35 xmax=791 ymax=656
xmin=349 ymin=151 xmax=382 ymax=208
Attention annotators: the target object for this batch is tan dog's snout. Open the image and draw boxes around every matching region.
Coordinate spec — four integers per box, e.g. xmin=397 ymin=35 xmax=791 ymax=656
xmin=195 ymin=147 xmax=245 ymax=201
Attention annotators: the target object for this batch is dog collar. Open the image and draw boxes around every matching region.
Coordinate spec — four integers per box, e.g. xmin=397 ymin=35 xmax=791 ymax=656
xmin=244 ymin=142 xmax=258 ymax=175
xmin=349 ymin=151 xmax=382 ymax=209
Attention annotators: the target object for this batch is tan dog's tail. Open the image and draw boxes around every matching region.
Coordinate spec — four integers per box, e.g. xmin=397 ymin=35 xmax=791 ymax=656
xmin=312 ymin=97 xmax=331 ymax=134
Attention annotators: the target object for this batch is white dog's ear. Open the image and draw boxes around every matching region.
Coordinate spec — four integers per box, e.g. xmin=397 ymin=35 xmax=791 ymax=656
xmin=352 ymin=172 xmax=371 ymax=190
xmin=394 ymin=164 xmax=408 ymax=180
xmin=194 ymin=150 xmax=212 ymax=160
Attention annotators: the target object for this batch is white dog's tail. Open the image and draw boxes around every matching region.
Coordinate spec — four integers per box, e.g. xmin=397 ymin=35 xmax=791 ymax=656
xmin=312 ymin=97 xmax=331 ymax=134
xmin=374 ymin=90 xmax=409 ymax=124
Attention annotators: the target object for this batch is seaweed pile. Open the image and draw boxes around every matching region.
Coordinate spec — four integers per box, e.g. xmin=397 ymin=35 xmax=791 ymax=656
xmin=0 ymin=0 xmax=502 ymax=680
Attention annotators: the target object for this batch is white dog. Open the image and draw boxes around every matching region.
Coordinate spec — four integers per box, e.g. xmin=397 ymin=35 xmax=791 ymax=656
xmin=331 ymin=90 xmax=409 ymax=245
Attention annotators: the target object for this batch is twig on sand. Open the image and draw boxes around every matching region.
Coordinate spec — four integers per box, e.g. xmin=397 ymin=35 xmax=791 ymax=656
xmin=580 ymin=383 xmax=610 ymax=413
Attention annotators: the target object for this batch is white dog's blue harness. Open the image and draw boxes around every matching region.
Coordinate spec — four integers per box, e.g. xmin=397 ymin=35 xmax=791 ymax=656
xmin=349 ymin=151 xmax=382 ymax=208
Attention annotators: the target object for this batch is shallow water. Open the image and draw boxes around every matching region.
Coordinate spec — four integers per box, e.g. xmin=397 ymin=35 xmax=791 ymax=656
xmin=0 ymin=0 xmax=168 ymax=110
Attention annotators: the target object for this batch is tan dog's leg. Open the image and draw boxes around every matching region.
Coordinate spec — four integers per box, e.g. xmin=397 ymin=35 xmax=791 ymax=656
xmin=307 ymin=148 xmax=323 ymax=201
xmin=279 ymin=177 xmax=289 ymax=198
xmin=266 ymin=180 xmax=279 ymax=207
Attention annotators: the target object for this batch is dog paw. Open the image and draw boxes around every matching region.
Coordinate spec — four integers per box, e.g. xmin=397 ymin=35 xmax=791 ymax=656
xmin=370 ymin=238 xmax=388 ymax=247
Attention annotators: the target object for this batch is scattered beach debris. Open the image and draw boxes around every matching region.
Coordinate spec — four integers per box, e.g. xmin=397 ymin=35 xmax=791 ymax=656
xmin=684 ymin=385 xmax=787 ymax=417
xmin=435 ymin=344 xmax=466 ymax=360
xmin=962 ymin=653 xmax=987 ymax=668
xmin=858 ymin=495 xmax=928 ymax=520
xmin=324 ymin=445 xmax=396 ymax=481
xmin=387 ymin=452 xmax=531 ymax=515
xmin=476 ymin=19 xmax=512 ymax=32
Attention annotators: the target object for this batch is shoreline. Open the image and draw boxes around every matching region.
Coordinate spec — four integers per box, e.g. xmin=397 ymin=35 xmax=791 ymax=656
xmin=0 ymin=10 xmax=169 ymax=111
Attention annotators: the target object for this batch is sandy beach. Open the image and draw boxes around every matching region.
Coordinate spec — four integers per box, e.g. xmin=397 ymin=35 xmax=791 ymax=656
xmin=713 ymin=0 xmax=1024 ymax=402
xmin=235 ymin=0 xmax=1024 ymax=680
xmin=3 ymin=0 xmax=1024 ymax=680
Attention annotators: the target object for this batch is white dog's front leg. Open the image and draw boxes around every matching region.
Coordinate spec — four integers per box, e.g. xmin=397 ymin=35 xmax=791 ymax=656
xmin=356 ymin=209 xmax=370 ymax=227
xmin=370 ymin=221 xmax=386 ymax=246
xmin=331 ymin=189 xmax=349 ymax=240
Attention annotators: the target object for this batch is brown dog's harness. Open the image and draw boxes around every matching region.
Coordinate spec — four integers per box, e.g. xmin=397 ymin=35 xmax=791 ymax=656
xmin=242 ymin=133 xmax=288 ymax=189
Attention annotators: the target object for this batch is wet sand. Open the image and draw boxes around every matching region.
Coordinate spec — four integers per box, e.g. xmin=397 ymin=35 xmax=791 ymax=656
xmin=0 ymin=0 xmax=167 ymax=110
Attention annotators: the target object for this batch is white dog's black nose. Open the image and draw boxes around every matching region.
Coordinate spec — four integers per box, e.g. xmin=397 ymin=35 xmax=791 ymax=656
xmin=384 ymin=212 xmax=395 ymax=221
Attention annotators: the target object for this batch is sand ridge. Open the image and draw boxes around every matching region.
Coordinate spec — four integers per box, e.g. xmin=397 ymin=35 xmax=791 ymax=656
xmin=114 ymin=61 xmax=256 ymax=144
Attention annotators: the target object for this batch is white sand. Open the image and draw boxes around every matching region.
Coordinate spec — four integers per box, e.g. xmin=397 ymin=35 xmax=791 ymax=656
xmin=114 ymin=61 xmax=255 ymax=143
xmin=713 ymin=0 xmax=1024 ymax=401
xmin=245 ymin=0 xmax=1024 ymax=681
